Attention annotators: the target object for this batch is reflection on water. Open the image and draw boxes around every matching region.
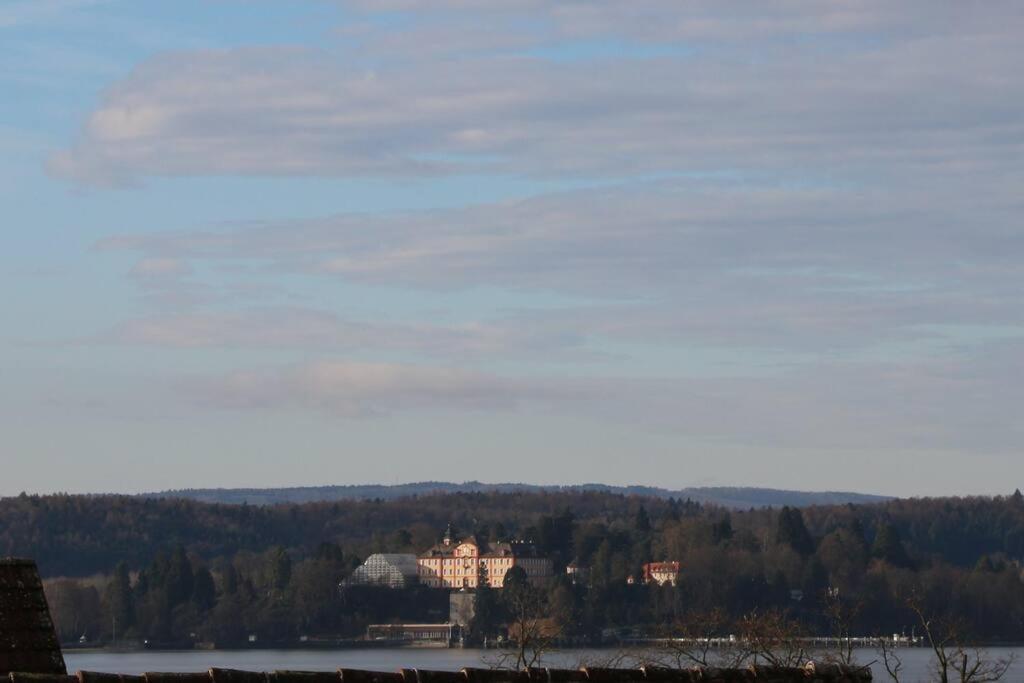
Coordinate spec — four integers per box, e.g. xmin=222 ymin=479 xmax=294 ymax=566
xmin=65 ymin=647 xmax=1023 ymax=682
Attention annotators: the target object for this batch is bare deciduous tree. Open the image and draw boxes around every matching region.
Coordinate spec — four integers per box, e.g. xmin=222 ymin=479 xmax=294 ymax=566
xmin=877 ymin=635 xmax=905 ymax=683
xmin=737 ymin=608 xmax=810 ymax=668
xmin=822 ymin=588 xmax=865 ymax=668
xmin=908 ymin=596 xmax=1014 ymax=683
xmin=644 ymin=607 xmax=746 ymax=670
xmin=487 ymin=570 xmax=561 ymax=671
xmin=878 ymin=594 xmax=1015 ymax=683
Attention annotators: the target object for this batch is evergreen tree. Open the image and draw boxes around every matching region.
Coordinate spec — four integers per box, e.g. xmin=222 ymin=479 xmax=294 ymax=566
xmin=635 ymin=505 xmax=652 ymax=534
xmin=192 ymin=566 xmax=217 ymax=612
xmin=775 ymin=507 xmax=815 ymax=555
xmin=802 ymin=556 xmax=829 ymax=595
xmin=269 ymin=546 xmax=292 ymax=591
xmin=974 ymin=555 xmax=998 ymax=573
xmin=104 ymin=561 xmax=135 ymax=636
xmin=712 ymin=514 xmax=734 ymax=544
xmin=871 ymin=521 xmax=912 ymax=568
xmin=165 ymin=546 xmax=195 ymax=607
xmin=221 ymin=563 xmax=239 ymax=595
xmin=503 ymin=564 xmax=529 ymax=590
xmin=391 ymin=529 xmax=413 ymax=549
xmin=314 ymin=542 xmax=345 ymax=563
xmin=134 ymin=551 xmax=165 ymax=599
xmin=667 ymin=498 xmax=681 ymax=522
xmin=845 ymin=517 xmax=869 ymax=553
xmin=469 ymin=562 xmax=497 ymax=642
xmin=591 ymin=539 xmax=613 ymax=588
xmin=548 ymin=579 xmax=578 ymax=635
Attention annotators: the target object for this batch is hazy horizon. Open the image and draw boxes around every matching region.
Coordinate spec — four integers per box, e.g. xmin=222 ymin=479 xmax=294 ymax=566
xmin=2 ymin=2 xmax=1022 ymax=497
xmin=3 ymin=477 xmax=1003 ymax=501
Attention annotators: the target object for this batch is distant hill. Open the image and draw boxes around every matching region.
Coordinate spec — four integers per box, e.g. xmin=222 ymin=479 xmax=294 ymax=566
xmin=143 ymin=481 xmax=889 ymax=508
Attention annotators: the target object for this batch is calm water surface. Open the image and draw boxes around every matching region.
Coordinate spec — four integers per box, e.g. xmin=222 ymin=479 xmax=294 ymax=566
xmin=65 ymin=648 xmax=1024 ymax=682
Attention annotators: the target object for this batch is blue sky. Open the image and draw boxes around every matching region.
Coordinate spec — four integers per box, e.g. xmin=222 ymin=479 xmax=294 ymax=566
xmin=2 ymin=0 xmax=1023 ymax=496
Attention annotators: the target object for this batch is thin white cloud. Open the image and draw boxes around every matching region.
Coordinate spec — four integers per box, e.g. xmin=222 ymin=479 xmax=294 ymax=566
xmin=183 ymin=360 xmax=580 ymax=417
xmin=100 ymin=306 xmax=590 ymax=359
xmin=173 ymin=336 xmax=1024 ymax=454
xmin=97 ymin=179 xmax=1024 ymax=351
xmin=0 ymin=0 xmax=107 ymax=29
xmin=129 ymin=257 xmax=192 ymax=279
xmin=49 ymin=2 xmax=1024 ymax=184
xmin=342 ymin=0 xmax=981 ymax=42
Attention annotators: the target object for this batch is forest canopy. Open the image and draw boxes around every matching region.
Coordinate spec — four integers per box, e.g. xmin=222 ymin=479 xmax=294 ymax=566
xmin=2 ymin=489 xmax=1023 ymax=645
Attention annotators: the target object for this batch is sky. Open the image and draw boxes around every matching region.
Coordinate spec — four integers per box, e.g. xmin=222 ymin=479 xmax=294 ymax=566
xmin=1 ymin=1 xmax=1022 ymax=498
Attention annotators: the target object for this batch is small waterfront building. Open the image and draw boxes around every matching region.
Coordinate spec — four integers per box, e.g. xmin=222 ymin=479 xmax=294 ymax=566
xmin=365 ymin=623 xmax=455 ymax=644
xmin=417 ymin=525 xmax=552 ymax=588
xmin=345 ymin=553 xmax=420 ymax=588
xmin=642 ymin=561 xmax=681 ymax=586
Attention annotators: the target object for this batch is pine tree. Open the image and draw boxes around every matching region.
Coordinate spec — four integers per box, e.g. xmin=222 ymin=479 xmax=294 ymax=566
xmin=667 ymin=498 xmax=681 ymax=522
xmin=846 ymin=517 xmax=869 ymax=553
xmin=712 ymin=514 xmax=734 ymax=544
xmin=871 ymin=521 xmax=912 ymax=568
xmin=469 ymin=562 xmax=497 ymax=642
xmin=591 ymin=540 xmax=613 ymax=588
xmin=221 ymin=563 xmax=239 ymax=595
xmin=974 ymin=555 xmax=997 ymax=573
xmin=105 ymin=561 xmax=135 ymax=637
xmin=775 ymin=506 xmax=815 ymax=555
xmin=269 ymin=547 xmax=292 ymax=591
xmin=314 ymin=542 xmax=345 ymax=563
xmin=165 ymin=546 xmax=195 ymax=607
xmin=634 ymin=505 xmax=652 ymax=534
xmin=192 ymin=566 xmax=217 ymax=612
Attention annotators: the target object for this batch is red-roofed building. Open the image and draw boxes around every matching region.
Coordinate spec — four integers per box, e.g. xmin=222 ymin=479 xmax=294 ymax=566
xmin=642 ymin=561 xmax=681 ymax=586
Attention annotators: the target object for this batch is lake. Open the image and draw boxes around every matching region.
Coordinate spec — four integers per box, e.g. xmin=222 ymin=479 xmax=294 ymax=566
xmin=65 ymin=647 xmax=1024 ymax=682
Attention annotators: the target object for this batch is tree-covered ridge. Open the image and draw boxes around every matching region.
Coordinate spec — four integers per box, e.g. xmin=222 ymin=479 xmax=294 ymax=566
xmin=1 ymin=490 xmax=1021 ymax=579
xmin=143 ymin=482 xmax=889 ymax=509
xmin=2 ymin=490 xmax=691 ymax=577
xmin=2 ymin=489 xmax=1023 ymax=644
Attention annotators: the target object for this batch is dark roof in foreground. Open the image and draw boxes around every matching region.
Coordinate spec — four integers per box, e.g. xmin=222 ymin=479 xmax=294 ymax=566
xmin=0 ymin=559 xmax=67 ymax=677
xmin=6 ymin=664 xmax=871 ymax=683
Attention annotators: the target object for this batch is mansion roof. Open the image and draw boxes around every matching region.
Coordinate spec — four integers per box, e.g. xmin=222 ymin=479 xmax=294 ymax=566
xmin=417 ymin=536 xmax=546 ymax=560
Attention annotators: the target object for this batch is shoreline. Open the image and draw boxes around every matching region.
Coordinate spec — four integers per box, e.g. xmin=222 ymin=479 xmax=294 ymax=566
xmin=63 ymin=641 xmax=1024 ymax=653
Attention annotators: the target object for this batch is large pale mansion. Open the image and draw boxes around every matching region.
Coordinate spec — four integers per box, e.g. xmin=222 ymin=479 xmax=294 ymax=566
xmin=417 ymin=526 xmax=553 ymax=588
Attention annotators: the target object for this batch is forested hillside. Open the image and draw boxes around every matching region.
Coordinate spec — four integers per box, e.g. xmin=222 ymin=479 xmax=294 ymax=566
xmin=2 ymin=489 xmax=1023 ymax=645
xmin=145 ymin=482 xmax=889 ymax=509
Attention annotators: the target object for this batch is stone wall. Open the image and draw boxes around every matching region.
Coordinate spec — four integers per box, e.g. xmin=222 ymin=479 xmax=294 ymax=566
xmin=7 ymin=665 xmax=871 ymax=683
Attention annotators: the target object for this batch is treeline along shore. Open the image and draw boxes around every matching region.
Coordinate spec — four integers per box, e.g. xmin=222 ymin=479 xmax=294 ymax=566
xmin=1 ymin=489 xmax=1022 ymax=647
